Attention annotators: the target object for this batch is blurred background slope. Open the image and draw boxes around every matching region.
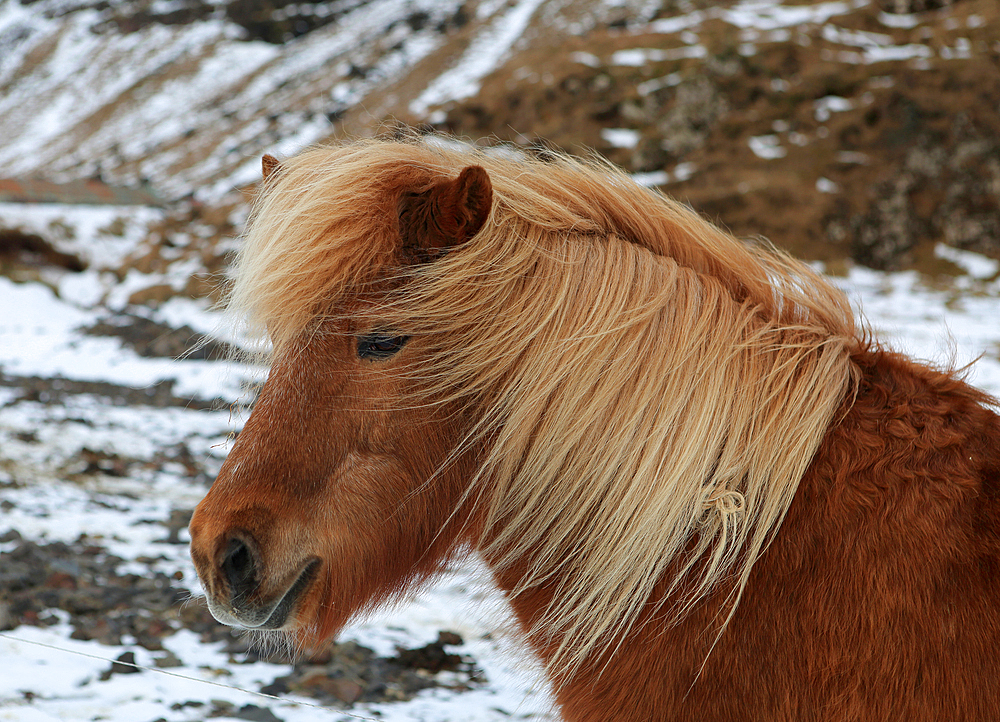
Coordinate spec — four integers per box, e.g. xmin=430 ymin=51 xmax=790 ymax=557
xmin=2 ymin=0 xmax=998 ymax=294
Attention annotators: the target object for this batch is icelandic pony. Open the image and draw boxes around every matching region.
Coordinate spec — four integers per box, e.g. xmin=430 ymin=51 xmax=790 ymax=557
xmin=189 ymin=138 xmax=1000 ymax=721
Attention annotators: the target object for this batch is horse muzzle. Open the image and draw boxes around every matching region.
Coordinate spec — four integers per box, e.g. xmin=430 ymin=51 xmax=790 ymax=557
xmin=192 ymin=526 xmax=321 ymax=630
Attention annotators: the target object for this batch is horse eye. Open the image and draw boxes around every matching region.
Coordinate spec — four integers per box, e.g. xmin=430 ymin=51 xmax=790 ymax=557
xmin=357 ymin=333 xmax=409 ymax=360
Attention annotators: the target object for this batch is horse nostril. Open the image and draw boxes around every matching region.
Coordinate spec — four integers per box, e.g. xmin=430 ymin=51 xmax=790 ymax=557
xmin=221 ymin=536 xmax=258 ymax=601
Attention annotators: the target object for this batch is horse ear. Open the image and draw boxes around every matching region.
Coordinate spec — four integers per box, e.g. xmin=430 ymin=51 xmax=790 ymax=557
xmin=398 ymin=165 xmax=493 ymax=260
xmin=261 ymin=154 xmax=281 ymax=182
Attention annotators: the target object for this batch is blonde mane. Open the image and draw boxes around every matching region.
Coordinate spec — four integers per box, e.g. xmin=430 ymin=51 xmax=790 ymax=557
xmin=228 ymin=137 xmax=860 ymax=676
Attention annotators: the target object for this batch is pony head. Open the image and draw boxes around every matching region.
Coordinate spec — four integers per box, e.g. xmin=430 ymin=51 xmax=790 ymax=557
xmin=189 ymin=148 xmax=494 ymax=641
xmin=189 ymin=138 xmax=857 ymax=674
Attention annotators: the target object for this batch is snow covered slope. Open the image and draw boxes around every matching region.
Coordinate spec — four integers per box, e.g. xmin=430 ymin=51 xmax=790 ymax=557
xmin=4 ymin=0 xmax=999 ymax=274
xmin=0 ymin=0 xmax=646 ymax=202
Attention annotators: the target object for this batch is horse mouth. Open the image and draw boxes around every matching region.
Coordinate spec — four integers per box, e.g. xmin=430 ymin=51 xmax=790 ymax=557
xmin=216 ymin=557 xmax=321 ymax=630
xmin=258 ymin=557 xmax=322 ymax=629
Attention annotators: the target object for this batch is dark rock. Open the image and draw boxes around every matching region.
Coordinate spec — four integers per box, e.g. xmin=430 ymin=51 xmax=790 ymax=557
xmin=225 ymin=0 xmax=344 ymax=44
xmin=877 ymin=0 xmax=960 ymax=11
xmin=74 ymin=448 xmax=132 ymax=477
xmin=852 ymin=174 xmax=923 ymax=270
xmin=100 ymin=651 xmax=141 ymax=680
xmin=393 ymin=631 xmax=466 ymax=674
xmin=102 ymin=1 xmax=218 ymax=34
xmin=0 ymin=228 xmax=86 ymax=273
xmin=232 ymin=704 xmax=284 ymax=722
xmin=655 ymin=78 xmax=729 ymax=160
xmin=328 ymin=679 xmax=364 ymax=704
xmin=154 ymin=651 xmax=183 ymax=668
xmin=259 ymin=678 xmax=290 ymax=697
xmin=0 ymin=601 xmax=14 ymax=630
xmin=170 ymin=700 xmax=205 ymax=710
xmin=0 ymin=534 xmax=483 ymax=706
xmin=161 ymin=508 xmax=194 ymax=544
xmin=851 ymin=112 xmax=1000 ymax=270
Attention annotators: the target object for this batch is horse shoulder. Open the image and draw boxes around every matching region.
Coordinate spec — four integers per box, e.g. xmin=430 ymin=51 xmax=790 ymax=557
xmin=756 ymin=347 xmax=1000 ymax=718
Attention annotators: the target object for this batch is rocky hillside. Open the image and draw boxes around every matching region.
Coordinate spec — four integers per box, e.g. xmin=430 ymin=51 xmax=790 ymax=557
xmin=2 ymin=0 xmax=998 ymax=295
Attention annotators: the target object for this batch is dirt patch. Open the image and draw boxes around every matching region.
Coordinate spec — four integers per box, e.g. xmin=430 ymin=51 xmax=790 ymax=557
xmin=0 ymin=531 xmax=485 ymax=710
xmin=96 ymin=0 xmax=443 ymax=46
xmin=0 ymin=531 xmax=188 ymax=648
xmin=80 ymin=313 xmax=231 ymax=361
xmin=0 ymin=228 xmax=85 ymax=275
xmin=0 ymin=372 xmax=226 ymax=411
xmin=261 ymin=632 xmax=484 ymax=707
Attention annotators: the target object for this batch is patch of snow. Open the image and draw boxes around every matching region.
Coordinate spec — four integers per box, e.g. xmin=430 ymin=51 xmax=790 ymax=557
xmin=0 ymin=16 xmax=239 ymax=175
xmin=814 ymin=95 xmax=853 ymax=121
xmin=610 ymin=45 xmax=707 ymax=65
xmin=877 ymin=11 xmax=921 ymax=29
xmin=822 ymin=24 xmax=892 ymax=47
xmin=0 ymin=0 xmax=457 ymax=203
xmin=748 ymin=134 xmax=787 ymax=159
xmin=672 ymin=162 xmax=696 ymax=181
xmin=835 ymin=267 xmax=1000 ymax=395
xmin=836 ymin=150 xmax=870 ymax=164
xmin=570 ymin=51 xmax=601 ymax=67
xmin=645 ymin=10 xmax=707 ymax=34
xmin=816 ymin=177 xmax=840 ymax=193
xmin=600 ymin=128 xmax=641 ymax=149
xmin=0 ymin=0 xmax=52 ymax=85
xmin=636 ymin=2 xmax=864 ymax=38
xmin=0 ymin=277 xmax=246 ymax=400
xmin=57 ymin=270 xmax=112 ymax=308
xmin=858 ymin=43 xmax=934 ymax=63
xmin=722 ymin=0 xmax=860 ymax=32
xmin=411 ymin=0 xmax=547 ymax=115
xmin=632 ymin=170 xmax=670 ymax=186
xmin=637 ymin=73 xmax=683 ymax=95
xmin=940 ymin=38 xmax=972 ymax=60
xmin=935 ymin=244 xmax=1000 ymax=280
xmin=0 ymin=203 xmax=164 ymax=271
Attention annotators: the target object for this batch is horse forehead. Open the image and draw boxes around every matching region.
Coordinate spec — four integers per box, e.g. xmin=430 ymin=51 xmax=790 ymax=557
xmin=276 ymin=318 xmax=354 ymax=361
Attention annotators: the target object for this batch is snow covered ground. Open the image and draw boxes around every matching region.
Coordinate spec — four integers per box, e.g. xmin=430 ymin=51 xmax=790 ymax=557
xmin=0 ymin=198 xmax=998 ymax=721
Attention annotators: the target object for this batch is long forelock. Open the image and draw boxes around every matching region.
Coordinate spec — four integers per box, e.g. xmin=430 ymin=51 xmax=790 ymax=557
xmin=226 ymin=143 xmax=452 ymax=359
xmin=227 ymin=137 xmax=861 ymax=678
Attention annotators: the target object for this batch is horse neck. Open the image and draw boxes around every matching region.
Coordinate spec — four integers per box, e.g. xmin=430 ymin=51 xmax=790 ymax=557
xmin=484 ymin=347 xmax=1000 ymax=721
xmin=811 ymin=344 xmax=1000 ymax=495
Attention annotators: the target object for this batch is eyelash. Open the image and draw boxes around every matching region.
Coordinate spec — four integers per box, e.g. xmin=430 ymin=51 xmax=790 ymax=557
xmin=357 ymin=333 xmax=409 ymax=360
